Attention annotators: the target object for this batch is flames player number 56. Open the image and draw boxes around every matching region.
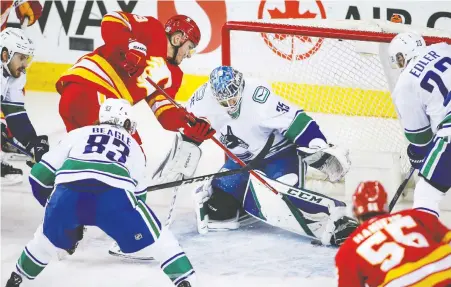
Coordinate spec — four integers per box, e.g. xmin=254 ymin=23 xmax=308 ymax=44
xmin=356 ymin=215 xmax=429 ymax=272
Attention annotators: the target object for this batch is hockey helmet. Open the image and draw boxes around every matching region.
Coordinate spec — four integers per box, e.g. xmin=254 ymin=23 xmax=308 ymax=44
xmin=352 ymin=181 xmax=388 ymax=218
xmin=0 ymin=27 xmax=35 ymax=72
xmin=388 ymin=32 xmax=426 ymax=69
xmin=209 ymin=66 xmax=245 ymax=118
xmin=165 ymin=15 xmax=201 ymax=47
xmin=99 ymin=99 xmax=137 ymax=134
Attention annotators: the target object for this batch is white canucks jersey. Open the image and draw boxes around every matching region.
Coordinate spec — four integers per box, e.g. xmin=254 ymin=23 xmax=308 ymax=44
xmin=30 ymin=124 xmax=147 ymax=194
xmin=392 ymin=42 xmax=451 ymax=148
xmin=186 ymin=78 xmax=327 ymax=161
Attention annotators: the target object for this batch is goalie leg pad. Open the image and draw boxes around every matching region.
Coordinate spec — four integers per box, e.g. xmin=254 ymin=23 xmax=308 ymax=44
xmin=206 ymin=188 xmax=241 ymax=221
xmin=152 ymin=133 xmax=202 ymax=184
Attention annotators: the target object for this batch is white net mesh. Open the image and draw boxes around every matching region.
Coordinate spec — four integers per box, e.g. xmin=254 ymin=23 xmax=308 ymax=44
xmin=225 ymin=20 xmax=451 ymax=183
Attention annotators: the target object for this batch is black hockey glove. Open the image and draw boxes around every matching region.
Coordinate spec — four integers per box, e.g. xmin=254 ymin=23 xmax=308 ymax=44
xmin=26 ymin=135 xmax=49 ymax=164
xmin=407 ymin=144 xmax=425 ymax=170
xmin=330 ymin=216 xmax=359 ymax=247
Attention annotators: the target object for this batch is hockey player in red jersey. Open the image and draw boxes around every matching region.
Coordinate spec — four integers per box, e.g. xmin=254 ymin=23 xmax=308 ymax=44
xmin=1 ymin=0 xmax=42 ymax=30
xmin=56 ymin=12 xmax=214 ymax=144
xmin=335 ymin=181 xmax=451 ymax=287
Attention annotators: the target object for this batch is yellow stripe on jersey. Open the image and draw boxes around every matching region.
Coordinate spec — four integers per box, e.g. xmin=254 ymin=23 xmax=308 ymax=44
xmin=442 ymin=231 xmax=451 ymax=244
xmin=381 ymin=245 xmax=451 ymax=286
xmin=83 ymin=54 xmax=134 ymax=104
xmin=410 ymin=268 xmax=451 ymax=287
xmin=63 ymin=67 xmax=121 ymax=99
xmin=117 ymin=11 xmax=130 ymax=22
xmin=154 ymin=104 xmax=175 ymax=118
xmin=101 ymin=16 xmax=128 ymax=28
xmin=148 ymin=95 xmax=166 ymax=107
xmin=97 ymin=92 xmax=107 ymax=105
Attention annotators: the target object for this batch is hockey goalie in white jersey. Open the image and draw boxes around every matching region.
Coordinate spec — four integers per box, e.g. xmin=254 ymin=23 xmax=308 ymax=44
xmin=155 ymin=66 xmax=354 ymax=246
xmin=388 ymin=32 xmax=451 ymax=217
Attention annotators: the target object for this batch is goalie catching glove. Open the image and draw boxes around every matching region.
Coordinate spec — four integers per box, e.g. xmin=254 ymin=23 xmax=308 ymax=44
xmin=152 ymin=133 xmax=202 ymax=184
xmin=297 ymin=141 xmax=351 ymax=182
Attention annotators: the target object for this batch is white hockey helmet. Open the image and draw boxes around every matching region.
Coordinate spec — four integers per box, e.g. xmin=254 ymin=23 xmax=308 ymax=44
xmin=0 ymin=27 xmax=35 ymax=66
xmin=388 ymin=32 xmax=426 ymax=69
xmin=99 ymin=99 xmax=137 ymax=134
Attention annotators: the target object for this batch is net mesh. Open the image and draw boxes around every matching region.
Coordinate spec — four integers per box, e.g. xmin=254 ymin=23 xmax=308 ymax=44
xmin=226 ymin=20 xmax=451 ymax=177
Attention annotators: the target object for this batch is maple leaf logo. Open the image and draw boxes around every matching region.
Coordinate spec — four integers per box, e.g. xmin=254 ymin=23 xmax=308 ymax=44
xmin=258 ymin=0 xmax=326 ymax=61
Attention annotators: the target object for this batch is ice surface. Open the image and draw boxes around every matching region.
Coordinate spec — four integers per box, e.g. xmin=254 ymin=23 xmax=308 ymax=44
xmin=1 ymin=92 xmax=450 ymax=286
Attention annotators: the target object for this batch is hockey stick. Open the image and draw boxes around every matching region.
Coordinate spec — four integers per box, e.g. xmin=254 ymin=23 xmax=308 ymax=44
xmin=1 ymin=132 xmax=33 ymax=159
xmin=146 ymin=132 xmax=275 ymax=192
xmin=145 ymin=77 xmax=282 ymax=197
xmin=389 ymin=166 xmax=415 ymax=212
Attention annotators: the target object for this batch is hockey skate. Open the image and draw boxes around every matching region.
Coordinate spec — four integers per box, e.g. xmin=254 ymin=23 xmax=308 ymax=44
xmin=1 ymin=161 xmax=23 ymax=185
xmin=108 ymin=241 xmax=155 ymax=261
xmin=2 ymin=138 xmax=28 ymax=161
xmin=5 ymin=272 xmax=22 ymax=287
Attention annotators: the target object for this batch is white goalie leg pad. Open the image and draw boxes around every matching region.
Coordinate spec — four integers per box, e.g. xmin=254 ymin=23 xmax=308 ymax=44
xmin=207 ymin=210 xmax=241 ymax=231
xmin=152 ymin=133 xmax=202 ymax=184
xmin=193 ymin=179 xmax=242 ymax=233
xmin=193 ymin=183 xmax=212 ymax=234
xmin=298 ymin=143 xmax=351 ymax=183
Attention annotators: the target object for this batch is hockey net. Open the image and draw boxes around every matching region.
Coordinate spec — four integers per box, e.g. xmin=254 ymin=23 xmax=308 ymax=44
xmin=222 ymin=19 xmax=451 ymax=195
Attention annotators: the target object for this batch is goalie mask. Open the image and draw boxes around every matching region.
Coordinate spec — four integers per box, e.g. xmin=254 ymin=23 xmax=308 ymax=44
xmin=209 ymin=66 xmax=245 ymax=119
xmin=388 ymin=32 xmax=425 ymax=69
xmin=99 ymin=99 xmax=137 ymax=134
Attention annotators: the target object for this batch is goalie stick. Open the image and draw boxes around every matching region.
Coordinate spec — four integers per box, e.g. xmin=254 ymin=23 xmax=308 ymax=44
xmin=146 ymin=132 xmax=276 ymax=192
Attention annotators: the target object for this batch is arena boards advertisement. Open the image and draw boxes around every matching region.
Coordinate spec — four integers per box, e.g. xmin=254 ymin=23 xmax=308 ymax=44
xmin=6 ymin=0 xmax=451 ymax=98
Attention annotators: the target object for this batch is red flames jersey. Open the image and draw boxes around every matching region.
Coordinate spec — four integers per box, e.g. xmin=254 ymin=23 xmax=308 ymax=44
xmin=335 ymin=209 xmax=451 ymax=287
xmin=56 ymin=11 xmax=184 ymax=131
xmin=0 ymin=0 xmax=16 ymax=30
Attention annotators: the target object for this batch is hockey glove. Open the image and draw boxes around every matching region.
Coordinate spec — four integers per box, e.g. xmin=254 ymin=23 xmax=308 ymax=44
xmin=123 ymin=39 xmax=147 ymax=76
xmin=407 ymin=143 xmax=426 ymax=170
xmin=330 ymin=216 xmax=359 ymax=247
xmin=183 ymin=115 xmax=216 ymax=144
xmin=297 ymin=143 xmax=351 ymax=182
xmin=26 ymin=135 xmax=49 ymax=164
xmin=15 ymin=0 xmax=43 ymax=26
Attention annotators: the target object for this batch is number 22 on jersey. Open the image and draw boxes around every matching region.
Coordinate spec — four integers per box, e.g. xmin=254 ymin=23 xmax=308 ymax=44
xmin=83 ymin=134 xmax=130 ymax=164
xmin=420 ymin=56 xmax=451 ymax=106
xmin=356 ymin=215 xmax=429 ymax=272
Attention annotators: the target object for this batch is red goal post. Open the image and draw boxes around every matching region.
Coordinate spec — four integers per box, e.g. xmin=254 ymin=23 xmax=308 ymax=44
xmin=222 ymin=20 xmax=451 ymax=65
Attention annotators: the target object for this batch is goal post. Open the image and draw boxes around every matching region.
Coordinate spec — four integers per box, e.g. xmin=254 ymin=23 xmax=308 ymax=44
xmin=221 ymin=19 xmax=451 ymax=199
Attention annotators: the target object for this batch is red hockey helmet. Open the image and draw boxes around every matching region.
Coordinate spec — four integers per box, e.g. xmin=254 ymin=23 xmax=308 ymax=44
xmin=165 ymin=15 xmax=201 ymax=47
xmin=352 ymin=181 xmax=388 ymax=217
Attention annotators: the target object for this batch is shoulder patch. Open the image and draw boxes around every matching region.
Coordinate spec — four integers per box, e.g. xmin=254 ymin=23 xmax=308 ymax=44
xmin=252 ymin=86 xmax=270 ymax=103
